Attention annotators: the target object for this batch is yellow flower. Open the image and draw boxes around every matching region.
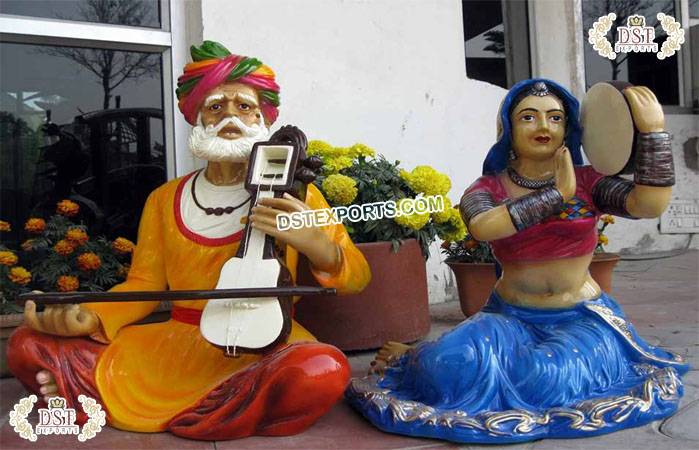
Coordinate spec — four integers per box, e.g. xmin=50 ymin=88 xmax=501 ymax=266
xmin=0 ymin=251 xmax=18 ymax=266
xmin=54 ymin=239 xmax=75 ymax=256
xmin=323 ymin=155 xmax=353 ymax=174
xmin=598 ymin=234 xmax=609 ymax=245
xmin=8 ymin=266 xmax=31 ymax=284
xmin=77 ymin=253 xmax=101 ymax=271
xmin=438 ymin=209 xmax=467 ymax=242
xmin=0 ymin=220 xmax=10 ymax=232
xmin=113 ymin=237 xmax=136 ymax=254
xmin=348 ymin=143 xmax=375 ymax=159
xmin=601 ymin=215 xmax=615 ymax=224
xmin=306 ymin=140 xmax=334 ymax=157
xmin=65 ymin=228 xmax=89 ymax=246
xmin=21 ymin=239 xmax=37 ymax=252
xmin=394 ymin=199 xmax=430 ymax=230
xmin=400 ymin=166 xmax=451 ymax=196
xmin=431 ymin=198 xmax=452 ymax=224
xmin=56 ymin=275 xmax=79 ymax=292
xmin=322 ymin=174 xmax=358 ymax=205
xmin=56 ymin=199 xmax=79 ymax=217
xmin=24 ymin=218 xmax=46 ymax=234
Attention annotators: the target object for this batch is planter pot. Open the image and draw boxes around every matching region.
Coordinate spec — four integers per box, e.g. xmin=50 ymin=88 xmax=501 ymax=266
xmin=1 ymin=313 xmax=24 ymax=378
xmin=294 ymin=239 xmax=430 ymax=351
xmin=589 ymin=252 xmax=621 ymax=293
xmin=446 ymin=261 xmax=497 ymax=317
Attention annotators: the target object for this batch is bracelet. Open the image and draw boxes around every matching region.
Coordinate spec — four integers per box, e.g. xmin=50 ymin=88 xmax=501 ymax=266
xmin=634 ymin=132 xmax=674 ymax=186
xmin=506 ymin=187 xmax=565 ymax=231
xmin=591 ymin=176 xmax=635 ymax=218
xmin=459 ymin=190 xmax=497 ymax=226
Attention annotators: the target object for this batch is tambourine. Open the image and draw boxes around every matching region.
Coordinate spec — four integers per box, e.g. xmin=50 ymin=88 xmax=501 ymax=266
xmin=581 ymin=81 xmax=637 ymax=175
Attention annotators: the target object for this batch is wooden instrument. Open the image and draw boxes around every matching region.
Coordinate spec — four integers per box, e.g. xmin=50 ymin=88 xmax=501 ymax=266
xmin=581 ymin=81 xmax=637 ymax=175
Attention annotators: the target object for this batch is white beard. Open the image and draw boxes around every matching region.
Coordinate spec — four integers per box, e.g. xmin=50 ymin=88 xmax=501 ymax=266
xmin=189 ymin=116 xmax=270 ymax=163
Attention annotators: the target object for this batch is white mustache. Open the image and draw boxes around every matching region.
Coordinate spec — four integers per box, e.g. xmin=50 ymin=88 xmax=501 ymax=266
xmin=204 ymin=116 xmax=264 ymax=138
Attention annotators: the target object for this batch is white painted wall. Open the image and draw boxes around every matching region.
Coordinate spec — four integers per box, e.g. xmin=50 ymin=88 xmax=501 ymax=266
xmin=201 ymin=0 xmax=507 ymax=303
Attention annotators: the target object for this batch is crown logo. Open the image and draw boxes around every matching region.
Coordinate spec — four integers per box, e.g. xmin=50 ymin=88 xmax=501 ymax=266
xmin=48 ymin=397 xmax=66 ymax=409
xmin=628 ymin=15 xmax=645 ymax=27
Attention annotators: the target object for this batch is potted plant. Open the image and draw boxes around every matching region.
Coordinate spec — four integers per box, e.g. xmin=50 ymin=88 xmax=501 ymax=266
xmin=0 ymin=201 xmax=135 ymax=377
xmin=589 ymin=215 xmax=621 ymax=293
xmin=442 ymin=234 xmax=497 ymax=316
xmin=294 ymin=141 xmax=466 ymax=350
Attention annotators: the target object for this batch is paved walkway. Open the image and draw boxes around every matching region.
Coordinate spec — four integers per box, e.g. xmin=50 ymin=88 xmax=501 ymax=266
xmin=1 ymin=251 xmax=697 ymax=449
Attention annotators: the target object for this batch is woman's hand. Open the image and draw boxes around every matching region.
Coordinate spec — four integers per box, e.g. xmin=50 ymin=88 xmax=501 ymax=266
xmin=24 ymin=300 xmax=99 ymax=336
xmin=623 ymin=86 xmax=665 ymax=133
xmin=554 ymin=146 xmax=576 ymax=202
xmin=250 ymin=193 xmax=340 ymax=272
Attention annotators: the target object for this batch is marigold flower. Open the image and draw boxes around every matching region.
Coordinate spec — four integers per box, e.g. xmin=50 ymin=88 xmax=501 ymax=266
xmin=323 ymin=155 xmax=353 ymax=174
xmin=65 ymin=228 xmax=89 ymax=246
xmin=21 ymin=239 xmax=37 ymax=252
xmin=348 ymin=143 xmax=375 ymax=159
xmin=56 ymin=275 xmax=79 ymax=292
xmin=8 ymin=266 xmax=31 ymax=284
xmin=0 ymin=220 xmax=10 ymax=231
xmin=77 ymin=252 xmax=101 ymax=271
xmin=598 ymin=234 xmax=609 ymax=245
xmin=54 ymin=239 xmax=75 ymax=256
xmin=56 ymin=199 xmax=79 ymax=217
xmin=306 ymin=140 xmax=334 ymax=157
xmin=400 ymin=166 xmax=451 ymax=197
xmin=441 ymin=241 xmax=451 ymax=250
xmin=438 ymin=209 xmax=467 ymax=242
xmin=601 ymin=215 xmax=615 ymax=224
xmin=322 ymin=174 xmax=358 ymax=205
xmin=431 ymin=198 xmax=452 ymax=224
xmin=24 ymin=218 xmax=46 ymax=234
xmin=113 ymin=237 xmax=136 ymax=254
xmin=394 ymin=199 xmax=430 ymax=230
xmin=0 ymin=251 xmax=18 ymax=266
xmin=118 ymin=263 xmax=131 ymax=279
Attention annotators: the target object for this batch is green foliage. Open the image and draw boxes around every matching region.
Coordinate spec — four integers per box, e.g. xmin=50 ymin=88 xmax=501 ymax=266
xmin=441 ymin=236 xmax=495 ymax=264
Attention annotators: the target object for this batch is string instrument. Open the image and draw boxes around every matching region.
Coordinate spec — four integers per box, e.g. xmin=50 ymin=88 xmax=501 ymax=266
xmin=581 ymin=81 xmax=637 ymax=175
xmin=19 ymin=125 xmax=329 ymax=358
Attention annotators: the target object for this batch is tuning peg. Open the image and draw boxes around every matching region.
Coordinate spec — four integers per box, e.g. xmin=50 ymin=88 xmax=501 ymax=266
xmin=296 ymin=167 xmax=317 ymax=184
xmin=303 ymin=155 xmax=324 ymax=170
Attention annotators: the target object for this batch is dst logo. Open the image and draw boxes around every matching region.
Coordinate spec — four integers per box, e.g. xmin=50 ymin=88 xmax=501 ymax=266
xmin=588 ymin=12 xmax=685 ymax=60
xmin=615 ymin=15 xmax=657 ymax=53
xmin=8 ymin=395 xmax=106 ymax=442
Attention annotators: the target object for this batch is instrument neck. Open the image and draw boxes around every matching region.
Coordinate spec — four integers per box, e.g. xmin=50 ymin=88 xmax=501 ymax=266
xmin=239 ymin=190 xmax=276 ymax=261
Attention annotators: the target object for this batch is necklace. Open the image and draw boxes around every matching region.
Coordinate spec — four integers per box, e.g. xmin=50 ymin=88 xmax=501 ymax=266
xmin=507 ymin=167 xmax=555 ymax=189
xmin=191 ymin=170 xmax=251 ymax=216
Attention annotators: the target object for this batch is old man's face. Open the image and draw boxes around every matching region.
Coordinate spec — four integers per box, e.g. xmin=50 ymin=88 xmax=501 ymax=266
xmin=200 ymin=82 xmax=262 ymax=138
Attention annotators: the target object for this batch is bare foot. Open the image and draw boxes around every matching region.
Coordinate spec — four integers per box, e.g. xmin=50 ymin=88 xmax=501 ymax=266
xmin=369 ymin=341 xmax=411 ymax=374
xmin=36 ymin=370 xmax=58 ymax=403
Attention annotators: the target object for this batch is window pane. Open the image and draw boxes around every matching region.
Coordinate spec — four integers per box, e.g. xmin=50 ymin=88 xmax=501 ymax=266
xmin=463 ymin=0 xmax=508 ymax=88
xmin=0 ymin=0 xmax=161 ymax=29
xmin=582 ymin=0 xmax=679 ymax=105
xmin=0 ymin=43 xmax=166 ymax=246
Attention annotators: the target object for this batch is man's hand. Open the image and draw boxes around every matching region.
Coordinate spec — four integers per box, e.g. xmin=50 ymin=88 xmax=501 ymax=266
xmin=554 ymin=146 xmax=576 ymax=202
xmin=623 ymin=86 xmax=665 ymax=133
xmin=250 ymin=193 xmax=341 ymax=272
xmin=25 ymin=300 xmax=99 ymax=337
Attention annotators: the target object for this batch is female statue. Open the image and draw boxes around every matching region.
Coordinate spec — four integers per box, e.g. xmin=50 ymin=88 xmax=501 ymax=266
xmin=346 ymin=79 xmax=688 ymax=444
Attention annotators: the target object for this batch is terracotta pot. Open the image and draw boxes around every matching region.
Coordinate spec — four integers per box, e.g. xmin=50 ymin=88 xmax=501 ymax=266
xmin=446 ymin=261 xmax=497 ymax=317
xmin=1 ymin=313 xmax=23 ymax=378
xmin=294 ymin=239 xmax=430 ymax=351
xmin=589 ymin=252 xmax=621 ymax=293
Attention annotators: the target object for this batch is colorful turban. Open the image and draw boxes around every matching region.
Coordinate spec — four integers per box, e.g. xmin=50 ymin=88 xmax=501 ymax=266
xmin=176 ymin=41 xmax=280 ymax=126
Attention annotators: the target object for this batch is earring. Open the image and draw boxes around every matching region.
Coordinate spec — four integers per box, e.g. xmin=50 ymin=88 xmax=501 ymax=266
xmin=509 ymin=148 xmax=517 ymax=160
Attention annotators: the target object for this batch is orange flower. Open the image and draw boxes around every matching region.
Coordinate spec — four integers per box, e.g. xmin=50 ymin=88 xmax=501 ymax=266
xmin=462 ymin=239 xmax=478 ymax=250
xmin=113 ymin=237 xmax=135 ymax=254
xmin=441 ymin=241 xmax=451 ymax=250
xmin=21 ymin=239 xmax=37 ymax=252
xmin=66 ymin=228 xmax=89 ymax=246
xmin=0 ymin=251 xmax=18 ymax=266
xmin=0 ymin=220 xmax=10 ymax=232
xmin=8 ymin=266 xmax=31 ymax=284
xmin=601 ymin=215 xmax=615 ymax=224
xmin=598 ymin=235 xmax=609 ymax=246
xmin=118 ymin=263 xmax=131 ymax=279
xmin=56 ymin=200 xmax=79 ymax=217
xmin=77 ymin=252 xmax=101 ymax=271
xmin=24 ymin=218 xmax=46 ymax=233
xmin=56 ymin=275 xmax=79 ymax=292
xmin=54 ymin=239 xmax=75 ymax=256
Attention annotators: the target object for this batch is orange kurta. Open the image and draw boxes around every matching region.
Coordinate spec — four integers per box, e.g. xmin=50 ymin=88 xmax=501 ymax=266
xmin=82 ymin=174 xmax=370 ymax=432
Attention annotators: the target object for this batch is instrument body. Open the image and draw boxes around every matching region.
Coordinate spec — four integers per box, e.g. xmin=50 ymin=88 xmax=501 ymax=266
xmin=581 ymin=81 xmax=637 ymax=175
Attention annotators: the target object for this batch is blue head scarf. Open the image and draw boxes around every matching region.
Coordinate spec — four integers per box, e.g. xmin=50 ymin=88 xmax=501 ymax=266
xmin=482 ymin=78 xmax=584 ymax=175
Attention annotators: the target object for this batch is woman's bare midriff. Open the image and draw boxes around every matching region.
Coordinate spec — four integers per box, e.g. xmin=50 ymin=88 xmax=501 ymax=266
xmin=495 ymin=253 xmax=601 ymax=309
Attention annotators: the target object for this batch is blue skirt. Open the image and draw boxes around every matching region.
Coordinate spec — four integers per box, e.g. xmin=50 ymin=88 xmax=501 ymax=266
xmin=346 ymin=292 xmax=689 ymax=444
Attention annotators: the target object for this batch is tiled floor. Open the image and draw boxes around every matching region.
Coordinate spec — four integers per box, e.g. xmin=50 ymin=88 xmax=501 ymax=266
xmin=1 ymin=251 xmax=697 ymax=449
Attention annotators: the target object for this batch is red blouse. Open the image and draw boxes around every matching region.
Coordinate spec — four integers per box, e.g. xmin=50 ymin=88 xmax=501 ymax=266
xmin=464 ymin=166 xmax=606 ymax=263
